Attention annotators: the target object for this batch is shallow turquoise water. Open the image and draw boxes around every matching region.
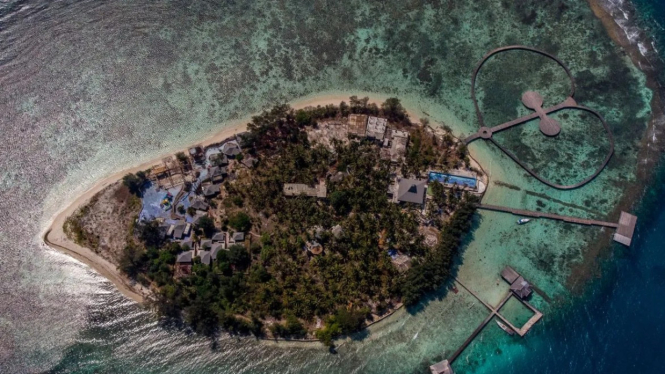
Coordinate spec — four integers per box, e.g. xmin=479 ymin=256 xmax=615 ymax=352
xmin=0 ymin=0 xmax=660 ymax=373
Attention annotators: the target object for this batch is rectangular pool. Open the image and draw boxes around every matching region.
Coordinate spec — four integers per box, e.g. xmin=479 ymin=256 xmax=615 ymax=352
xmin=428 ymin=171 xmax=477 ymax=189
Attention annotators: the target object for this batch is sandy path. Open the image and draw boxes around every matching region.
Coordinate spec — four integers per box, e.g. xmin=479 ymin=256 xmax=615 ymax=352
xmin=43 ymin=94 xmax=432 ymax=304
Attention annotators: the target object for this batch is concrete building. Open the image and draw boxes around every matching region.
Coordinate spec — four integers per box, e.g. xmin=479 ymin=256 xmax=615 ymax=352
xmin=366 ymin=116 xmax=388 ymax=140
xmin=390 ymin=130 xmax=409 ymax=163
xmin=347 ymin=114 xmax=368 ymax=137
xmin=283 ymin=183 xmax=327 ymax=198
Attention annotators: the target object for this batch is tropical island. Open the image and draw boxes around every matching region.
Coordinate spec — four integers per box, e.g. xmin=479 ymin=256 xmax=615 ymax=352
xmin=58 ymin=97 xmax=486 ymax=345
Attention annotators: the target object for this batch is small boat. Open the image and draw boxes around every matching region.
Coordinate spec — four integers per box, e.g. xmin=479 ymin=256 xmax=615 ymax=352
xmin=496 ymin=321 xmax=515 ymax=335
xmin=517 ymin=218 xmax=531 ymax=225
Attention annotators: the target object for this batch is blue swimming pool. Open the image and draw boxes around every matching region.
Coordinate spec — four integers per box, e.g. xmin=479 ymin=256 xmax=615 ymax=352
xmin=428 ymin=171 xmax=477 ymax=189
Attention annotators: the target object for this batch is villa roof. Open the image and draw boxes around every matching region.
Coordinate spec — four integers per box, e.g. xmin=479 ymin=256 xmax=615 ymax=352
xmin=202 ymin=184 xmax=221 ymax=197
xmin=231 ymin=232 xmax=245 ymax=242
xmin=396 ymin=178 xmax=427 ymax=204
xmin=190 ymin=199 xmax=209 ymax=211
xmin=510 ymin=276 xmax=533 ymax=299
xmin=430 ymin=360 xmax=453 ymax=374
xmin=176 ymin=250 xmax=193 ymax=263
xmin=199 ymin=250 xmax=212 ymax=265
xmin=180 ymin=240 xmax=193 ymax=250
xmin=221 ymin=141 xmax=241 ymax=156
xmin=200 ymin=239 xmax=212 ymax=250
xmin=241 ymin=157 xmax=258 ymax=168
xmin=212 ymin=232 xmax=227 ymax=242
xmin=173 ymin=223 xmax=187 ymax=239
xmin=210 ymin=243 xmax=225 ymax=259
xmin=209 ymin=166 xmax=227 ymax=179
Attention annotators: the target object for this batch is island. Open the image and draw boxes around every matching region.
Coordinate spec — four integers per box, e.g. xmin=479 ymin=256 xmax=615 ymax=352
xmin=55 ymin=97 xmax=486 ymax=345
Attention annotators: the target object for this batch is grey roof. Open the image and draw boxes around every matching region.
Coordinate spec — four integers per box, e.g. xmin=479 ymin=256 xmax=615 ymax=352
xmin=396 ymin=178 xmax=427 ymax=204
xmin=212 ymin=232 xmax=227 ymax=242
xmin=176 ymin=250 xmax=193 ymax=263
xmin=231 ymin=232 xmax=245 ymax=242
xmin=210 ymin=243 xmax=225 ymax=259
xmin=180 ymin=240 xmax=193 ymax=250
xmin=209 ymin=166 xmax=227 ymax=178
xmin=190 ymin=199 xmax=209 ymax=211
xmin=241 ymin=157 xmax=258 ymax=168
xmin=173 ymin=223 xmax=187 ymax=239
xmin=200 ymin=239 xmax=212 ymax=250
xmin=199 ymin=250 xmax=212 ymax=265
xmin=510 ymin=276 xmax=533 ymax=299
xmin=212 ymin=232 xmax=226 ymax=242
xmin=202 ymin=184 xmax=221 ymax=197
xmin=221 ymin=141 xmax=241 ymax=156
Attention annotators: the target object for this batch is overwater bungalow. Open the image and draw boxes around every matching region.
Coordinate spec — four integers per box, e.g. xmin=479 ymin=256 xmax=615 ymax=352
xmin=430 ymin=360 xmax=453 ymax=374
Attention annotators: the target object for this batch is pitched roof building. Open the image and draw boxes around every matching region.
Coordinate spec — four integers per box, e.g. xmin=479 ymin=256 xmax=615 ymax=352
xmin=190 ymin=199 xmax=209 ymax=211
xmin=210 ymin=243 xmax=225 ymax=260
xmin=396 ymin=178 xmax=427 ymax=205
xmin=221 ymin=141 xmax=241 ymax=157
xmin=501 ymin=266 xmax=520 ymax=284
xmin=212 ymin=232 xmax=227 ymax=242
xmin=209 ymin=166 xmax=227 ymax=182
xmin=510 ymin=276 xmax=533 ymax=299
xmin=173 ymin=222 xmax=188 ymax=240
xmin=241 ymin=156 xmax=258 ymax=168
xmin=230 ymin=232 xmax=245 ymax=244
xmin=202 ymin=184 xmax=221 ymax=197
xmin=176 ymin=250 xmax=193 ymax=263
xmin=430 ymin=360 xmax=453 ymax=374
xmin=199 ymin=250 xmax=212 ymax=265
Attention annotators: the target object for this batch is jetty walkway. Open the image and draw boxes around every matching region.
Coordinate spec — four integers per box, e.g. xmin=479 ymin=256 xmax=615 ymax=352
xmin=477 ymin=204 xmax=637 ymax=247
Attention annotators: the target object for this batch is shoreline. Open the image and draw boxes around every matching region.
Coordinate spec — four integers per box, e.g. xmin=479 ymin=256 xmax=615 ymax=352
xmin=41 ymin=94 xmax=436 ymax=311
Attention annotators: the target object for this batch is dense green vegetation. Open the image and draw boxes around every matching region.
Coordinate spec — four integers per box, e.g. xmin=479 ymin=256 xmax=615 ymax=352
xmin=122 ymin=171 xmax=149 ymax=197
xmin=114 ymin=99 xmax=477 ymax=344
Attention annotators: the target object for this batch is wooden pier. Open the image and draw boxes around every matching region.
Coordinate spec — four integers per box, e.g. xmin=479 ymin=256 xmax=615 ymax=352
xmin=431 ymin=276 xmax=545 ymax=374
xmin=477 ymin=204 xmax=637 ymax=246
